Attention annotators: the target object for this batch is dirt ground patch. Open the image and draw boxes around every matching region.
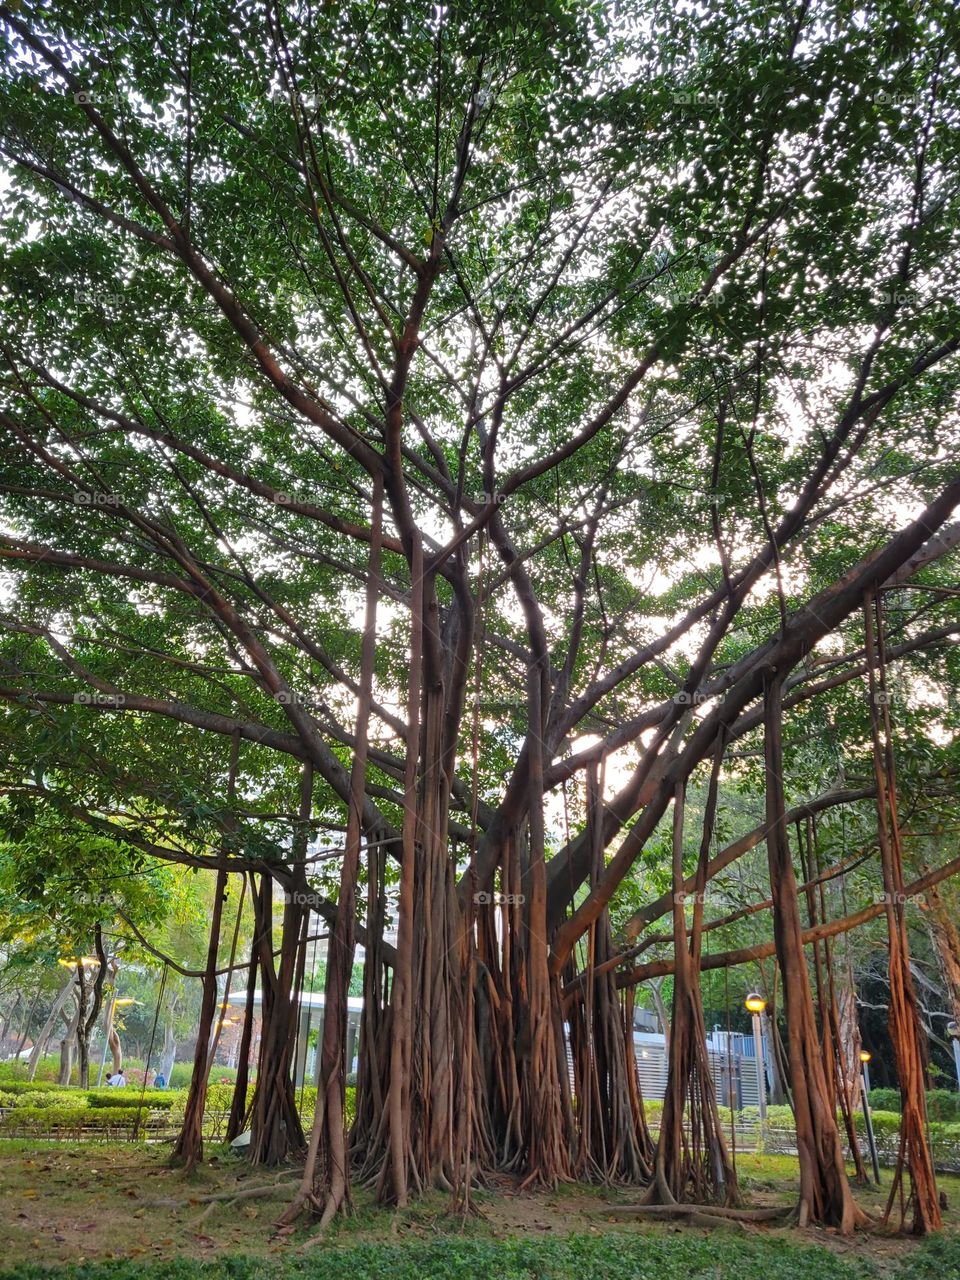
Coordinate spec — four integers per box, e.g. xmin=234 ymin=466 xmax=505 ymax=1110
xmin=0 ymin=1140 xmax=957 ymax=1273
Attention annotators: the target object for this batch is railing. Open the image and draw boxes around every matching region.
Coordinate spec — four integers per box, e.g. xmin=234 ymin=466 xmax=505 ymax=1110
xmin=646 ymin=1120 xmax=960 ymax=1174
xmin=3 ymin=1108 xmax=958 ymax=1173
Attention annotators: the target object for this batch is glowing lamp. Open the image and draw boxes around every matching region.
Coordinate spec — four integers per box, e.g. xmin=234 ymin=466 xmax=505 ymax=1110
xmin=859 ymin=1050 xmax=872 ymax=1063
xmin=745 ymin=993 xmax=766 ymax=1014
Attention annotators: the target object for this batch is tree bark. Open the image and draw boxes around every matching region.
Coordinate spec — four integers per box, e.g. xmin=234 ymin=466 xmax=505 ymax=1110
xmin=763 ymin=675 xmax=862 ymax=1232
xmin=923 ymin=878 xmax=960 ymax=1030
xmin=247 ymin=866 xmax=307 ymax=1166
xmin=864 ymin=596 xmax=941 ymax=1234
xmin=57 ymin=1000 xmax=80 ymax=1085
xmin=650 ymin=774 xmax=736 ymax=1207
xmin=172 ymin=865 xmax=228 ymax=1169
xmin=283 ymin=473 xmax=382 ymax=1225
xmin=28 ymin=977 xmax=76 ymax=1080
xmin=227 ymin=940 xmax=258 ymax=1140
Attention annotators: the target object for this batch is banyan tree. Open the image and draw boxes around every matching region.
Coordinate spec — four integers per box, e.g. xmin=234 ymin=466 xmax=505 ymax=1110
xmin=0 ymin=0 xmax=960 ymax=1237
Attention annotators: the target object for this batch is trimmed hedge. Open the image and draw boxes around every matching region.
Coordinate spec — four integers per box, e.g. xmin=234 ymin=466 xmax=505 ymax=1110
xmin=867 ymin=1088 xmax=960 ymax=1121
xmin=0 ymin=1079 xmax=77 ymax=1096
xmin=3 ymin=1089 xmax=84 ymax=1110
xmin=86 ymin=1089 xmax=176 ymax=1110
xmin=0 ymin=1081 xmax=357 ymax=1137
xmin=4 ymin=1105 xmax=165 ymax=1132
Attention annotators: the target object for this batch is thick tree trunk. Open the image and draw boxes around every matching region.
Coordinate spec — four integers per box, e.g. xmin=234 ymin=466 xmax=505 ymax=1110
xmin=763 ymin=676 xmax=862 ymax=1232
xmin=247 ymin=868 xmax=307 ymax=1166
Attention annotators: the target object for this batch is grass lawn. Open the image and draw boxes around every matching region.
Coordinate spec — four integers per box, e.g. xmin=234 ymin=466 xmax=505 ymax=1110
xmin=0 ymin=1140 xmax=957 ymax=1278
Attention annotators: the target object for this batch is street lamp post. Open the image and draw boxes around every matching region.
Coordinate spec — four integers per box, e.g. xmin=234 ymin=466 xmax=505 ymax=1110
xmin=745 ymin=994 xmax=768 ymax=1147
xmin=948 ymin=1022 xmax=960 ymax=1093
xmin=859 ymin=1050 xmax=881 ymax=1184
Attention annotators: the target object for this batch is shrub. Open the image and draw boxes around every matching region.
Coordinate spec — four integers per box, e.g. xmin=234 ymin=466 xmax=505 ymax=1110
xmin=865 ymin=1088 xmax=960 ymax=1120
xmin=0 ymin=1079 xmax=72 ymax=1096
xmin=0 ymin=1105 xmax=162 ymax=1132
xmin=202 ymin=1082 xmax=244 ymax=1114
xmin=868 ymin=1087 xmax=901 ymax=1112
xmin=167 ymin=1061 xmax=196 ymax=1088
xmin=8 ymin=1089 xmax=83 ymax=1110
xmin=737 ymin=1104 xmax=795 ymax=1128
xmin=86 ymin=1089 xmax=176 ymax=1110
xmin=925 ymin=1089 xmax=960 ymax=1122
xmin=851 ymin=1108 xmax=902 ymax=1141
xmin=168 ymin=1061 xmax=240 ymax=1088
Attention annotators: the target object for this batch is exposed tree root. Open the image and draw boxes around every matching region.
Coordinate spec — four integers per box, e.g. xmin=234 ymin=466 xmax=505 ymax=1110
xmin=609 ymin=1203 xmax=786 ymax=1222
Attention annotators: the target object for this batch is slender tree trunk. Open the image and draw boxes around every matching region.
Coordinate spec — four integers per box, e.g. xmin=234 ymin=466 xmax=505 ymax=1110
xmin=381 ymin=536 xmax=425 ymax=1207
xmin=923 ymin=878 xmax=960 ymax=1030
xmin=28 ymin=978 xmax=75 ymax=1080
xmin=864 ymin=596 xmax=941 ymax=1234
xmin=283 ymin=475 xmax=382 ymax=1225
xmin=573 ymin=763 xmax=654 ymax=1183
xmin=0 ymin=993 xmax=19 ymax=1054
xmin=12 ymin=991 xmax=39 ymax=1062
xmin=108 ymin=1023 xmax=122 ymax=1076
xmin=173 ymin=866 xmax=228 ymax=1169
xmin=649 ymin=980 xmax=671 ymax=1049
xmin=227 ymin=940 xmax=258 ymax=1141
xmin=58 ymin=1001 xmax=80 ymax=1085
xmin=159 ymin=1020 xmax=176 ymax=1085
xmin=763 ymin=675 xmax=863 ymax=1232
xmin=764 ymin=1006 xmax=789 ymax=1106
xmin=75 ymin=963 xmax=91 ymax=1088
xmin=651 ymin=769 xmax=736 ymax=1207
xmin=837 ymin=981 xmax=863 ymax=1109
xmin=77 ymin=930 xmax=107 ymax=1089
xmin=515 ymin=651 xmax=572 ymax=1188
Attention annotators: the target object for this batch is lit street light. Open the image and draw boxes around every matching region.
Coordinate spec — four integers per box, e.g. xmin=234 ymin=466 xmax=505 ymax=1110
xmin=745 ymin=993 xmax=768 ymax=1142
xmin=859 ymin=1049 xmax=881 ymax=1184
